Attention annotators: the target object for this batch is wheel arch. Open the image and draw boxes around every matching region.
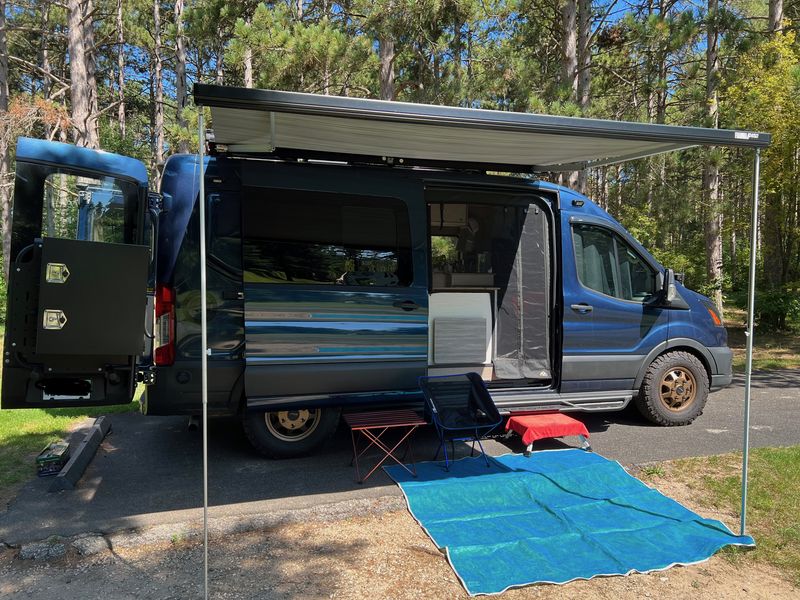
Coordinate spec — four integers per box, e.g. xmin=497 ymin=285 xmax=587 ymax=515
xmin=634 ymin=339 xmax=715 ymax=392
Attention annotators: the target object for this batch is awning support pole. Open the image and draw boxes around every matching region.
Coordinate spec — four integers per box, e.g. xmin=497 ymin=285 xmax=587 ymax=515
xmin=740 ymin=147 xmax=760 ymax=536
xmin=198 ymin=110 xmax=210 ymax=599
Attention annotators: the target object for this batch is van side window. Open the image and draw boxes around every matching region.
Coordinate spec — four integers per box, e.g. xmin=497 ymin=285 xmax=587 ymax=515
xmin=242 ymin=188 xmax=413 ymax=287
xmin=208 ymin=193 xmax=242 ymax=272
xmin=573 ymin=224 xmax=655 ymax=302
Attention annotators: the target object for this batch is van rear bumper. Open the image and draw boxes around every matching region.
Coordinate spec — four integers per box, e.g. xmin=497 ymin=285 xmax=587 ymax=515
xmin=708 ymin=346 xmax=733 ymax=390
xmin=143 ymin=360 xmax=244 ymax=416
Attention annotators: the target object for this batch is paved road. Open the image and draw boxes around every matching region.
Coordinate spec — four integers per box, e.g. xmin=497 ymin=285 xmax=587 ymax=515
xmin=1 ymin=369 xmax=798 ymax=545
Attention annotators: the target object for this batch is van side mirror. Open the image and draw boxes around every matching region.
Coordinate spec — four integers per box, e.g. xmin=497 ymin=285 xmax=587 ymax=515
xmin=662 ymin=268 xmax=676 ymax=304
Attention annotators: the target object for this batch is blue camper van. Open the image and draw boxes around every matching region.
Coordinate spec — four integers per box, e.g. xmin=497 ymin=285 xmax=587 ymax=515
xmin=2 ymin=86 xmax=734 ymax=458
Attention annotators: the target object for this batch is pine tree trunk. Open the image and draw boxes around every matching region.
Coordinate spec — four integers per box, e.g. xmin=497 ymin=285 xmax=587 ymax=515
xmin=68 ymin=0 xmax=92 ymax=147
xmin=153 ymin=0 xmax=164 ymax=187
xmin=40 ymin=2 xmax=52 ymax=99
xmin=466 ymin=27 xmax=473 ymax=105
xmin=453 ymin=16 xmax=463 ymax=102
xmin=243 ymin=48 xmax=253 ymax=88
xmin=769 ymin=0 xmax=783 ymax=32
xmin=577 ymin=0 xmax=590 ymax=110
xmin=0 ymin=0 xmax=7 ymax=113
xmin=216 ymin=34 xmax=224 ymax=85
xmin=379 ymin=37 xmax=395 ymax=100
xmin=85 ymin=0 xmax=99 ymax=148
xmin=561 ymin=0 xmax=577 ymax=96
xmin=656 ymin=42 xmax=667 ymax=122
xmin=0 ymin=0 xmax=11 ymax=275
xmin=561 ymin=0 xmax=579 ymax=189
xmin=703 ymin=0 xmax=723 ymax=314
xmin=116 ymin=0 xmax=125 ymax=137
xmin=174 ymin=0 xmax=189 ymax=152
xmin=576 ymin=0 xmax=591 ymax=194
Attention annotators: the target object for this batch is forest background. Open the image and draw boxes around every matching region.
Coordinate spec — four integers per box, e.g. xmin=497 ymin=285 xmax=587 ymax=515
xmin=1 ymin=0 xmax=799 ymax=328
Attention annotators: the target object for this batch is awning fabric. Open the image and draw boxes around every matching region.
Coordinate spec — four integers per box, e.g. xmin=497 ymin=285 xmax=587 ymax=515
xmin=194 ymin=84 xmax=770 ymax=172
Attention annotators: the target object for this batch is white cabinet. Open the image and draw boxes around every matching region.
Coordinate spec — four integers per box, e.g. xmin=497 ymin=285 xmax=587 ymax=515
xmin=429 ymin=203 xmax=467 ymax=229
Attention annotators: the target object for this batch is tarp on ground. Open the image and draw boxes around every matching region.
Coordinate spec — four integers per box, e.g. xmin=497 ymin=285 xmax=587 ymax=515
xmin=385 ymin=449 xmax=754 ymax=596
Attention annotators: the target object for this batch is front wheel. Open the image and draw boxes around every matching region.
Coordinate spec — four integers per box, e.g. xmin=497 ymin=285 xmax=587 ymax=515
xmin=242 ymin=407 xmax=340 ymax=458
xmin=635 ymin=351 xmax=709 ymax=426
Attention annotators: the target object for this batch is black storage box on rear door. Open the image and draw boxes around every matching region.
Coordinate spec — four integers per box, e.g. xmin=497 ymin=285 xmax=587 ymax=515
xmin=35 ymin=237 xmax=149 ymax=357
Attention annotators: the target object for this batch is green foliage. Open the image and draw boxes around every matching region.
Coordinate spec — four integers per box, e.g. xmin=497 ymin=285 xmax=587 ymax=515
xmin=230 ymin=4 xmax=377 ymax=96
xmin=431 ymin=236 xmax=457 ymax=270
xmin=729 ymin=285 xmax=800 ymax=331
xmin=754 ymin=288 xmax=800 ymax=331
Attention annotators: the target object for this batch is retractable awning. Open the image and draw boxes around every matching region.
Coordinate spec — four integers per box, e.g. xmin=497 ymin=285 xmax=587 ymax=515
xmin=193 ymin=84 xmax=770 ymax=171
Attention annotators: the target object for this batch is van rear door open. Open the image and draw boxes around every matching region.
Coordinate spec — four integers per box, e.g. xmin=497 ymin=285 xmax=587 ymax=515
xmin=2 ymin=138 xmax=151 ymax=408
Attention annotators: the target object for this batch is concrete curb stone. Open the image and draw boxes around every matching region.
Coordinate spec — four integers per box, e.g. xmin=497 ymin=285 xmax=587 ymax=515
xmin=49 ymin=416 xmax=112 ymax=492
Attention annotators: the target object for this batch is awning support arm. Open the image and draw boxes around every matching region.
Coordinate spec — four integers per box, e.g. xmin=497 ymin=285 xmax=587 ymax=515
xmin=198 ymin=110 xmax=210 ymax=599
xmin=740 ymin=147 xmax=760 ymax=536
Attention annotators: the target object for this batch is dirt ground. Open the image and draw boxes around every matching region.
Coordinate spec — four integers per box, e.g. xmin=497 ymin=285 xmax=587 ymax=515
xmin=0 ymin=474 xmax=796 ymax=600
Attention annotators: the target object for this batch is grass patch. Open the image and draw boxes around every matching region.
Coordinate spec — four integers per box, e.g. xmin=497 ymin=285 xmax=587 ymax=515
xmin=725 ymin=307 xmax=800 ymax=372
xmin=0 ymin=323 xmax=138 ymax=502
xmin=0 ymin=403 xmax=138 ymax=495
xmin=669 ymin=446 xmax=800 ymax=586
xmin=639 ymin=464 xmax=665 ymax=478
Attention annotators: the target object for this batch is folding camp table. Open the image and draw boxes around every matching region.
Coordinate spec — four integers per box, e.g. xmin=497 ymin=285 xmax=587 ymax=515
xmin=506 ymin=413 xmax=591 ymax=455
xmin=344 ymin=409 xmax=427 ymax=483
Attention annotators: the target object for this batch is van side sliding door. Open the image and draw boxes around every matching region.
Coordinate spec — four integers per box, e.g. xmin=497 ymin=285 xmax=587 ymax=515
xmin=239 ymin=170 xmax=428 ymax=407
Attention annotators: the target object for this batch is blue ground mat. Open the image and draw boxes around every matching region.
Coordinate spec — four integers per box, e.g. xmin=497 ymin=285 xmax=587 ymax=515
xmin=385 ymin=449 xmax=754 ymax=596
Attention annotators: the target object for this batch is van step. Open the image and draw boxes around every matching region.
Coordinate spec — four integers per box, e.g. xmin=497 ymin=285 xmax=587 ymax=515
xmin=491 ymin=389 xmax=633 ymax=414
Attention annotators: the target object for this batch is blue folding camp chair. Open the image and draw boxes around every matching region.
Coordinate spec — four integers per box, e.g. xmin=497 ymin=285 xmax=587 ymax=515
xmin=418 ymin=373 xmax=503 ymax=471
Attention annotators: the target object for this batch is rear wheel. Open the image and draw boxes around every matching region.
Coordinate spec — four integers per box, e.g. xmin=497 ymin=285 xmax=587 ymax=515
xmin=242 ymin=407 xmax=340 ymax=458
xmin=636 ymin=351 xmax=709 ymax=426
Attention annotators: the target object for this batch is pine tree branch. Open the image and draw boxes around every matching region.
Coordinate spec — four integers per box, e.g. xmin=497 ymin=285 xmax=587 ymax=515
xmin=8 ymin=55 xmax=69 ymax=87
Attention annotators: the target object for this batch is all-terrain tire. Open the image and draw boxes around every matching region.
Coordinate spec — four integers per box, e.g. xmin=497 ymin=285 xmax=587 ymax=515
xmin=242 ymin=407 xmax=340 ymax=458
xmin=635 ymin=351 xmax=709 ymax=426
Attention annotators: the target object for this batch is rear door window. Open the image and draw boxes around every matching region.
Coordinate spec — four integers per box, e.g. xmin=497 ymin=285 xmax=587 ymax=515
xmin=42 ymin=172 xmax=138 ymax=244
xmin=242 ymin=188 xmax=413 ymax=287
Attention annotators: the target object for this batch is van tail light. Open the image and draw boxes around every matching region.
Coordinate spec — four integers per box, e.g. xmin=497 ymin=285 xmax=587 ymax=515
xmin=154 ymin=283 xmax=175 ymax=366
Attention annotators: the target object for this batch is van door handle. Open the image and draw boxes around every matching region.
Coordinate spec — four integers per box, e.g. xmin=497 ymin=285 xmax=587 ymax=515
xmin=570 ymin=303 xmax=593 ymax=313
xmin=393 ymin=300 xmax=420 ymax=311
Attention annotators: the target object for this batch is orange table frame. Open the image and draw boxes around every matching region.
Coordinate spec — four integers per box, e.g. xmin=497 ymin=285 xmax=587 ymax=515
xmin=344 ymin=409 xmax=427 ymax=483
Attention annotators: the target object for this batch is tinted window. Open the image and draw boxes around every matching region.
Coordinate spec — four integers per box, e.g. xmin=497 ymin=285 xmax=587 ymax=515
xmin=43 ymin=172 xmax=136 ymax=244
xmin=573 ymin=224 xmax=655 ymax=302
xmin=242 ymin=188 xmax=412 ymax=286
xmin=208 ymin=192 xmax=242 ymax=272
